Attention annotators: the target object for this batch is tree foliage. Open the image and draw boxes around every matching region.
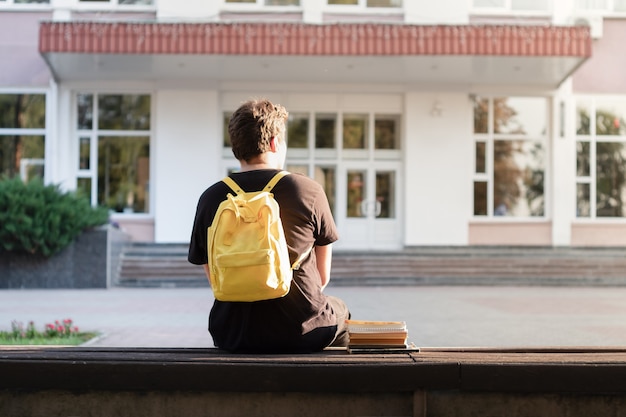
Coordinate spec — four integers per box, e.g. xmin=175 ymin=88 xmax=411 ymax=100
xmin=0 ymin=177 xmax=109 ymax=257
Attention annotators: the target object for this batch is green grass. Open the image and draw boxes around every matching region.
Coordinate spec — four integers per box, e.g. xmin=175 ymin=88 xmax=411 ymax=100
xmin=0 ymin=319 xmax=98 ymax=346
xmin=0 ymin=332 xmax=98 ymax=346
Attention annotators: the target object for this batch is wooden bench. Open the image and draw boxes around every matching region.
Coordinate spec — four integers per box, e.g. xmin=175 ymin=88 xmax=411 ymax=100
xmin=2 ymin=346 xmax=626 ymax=416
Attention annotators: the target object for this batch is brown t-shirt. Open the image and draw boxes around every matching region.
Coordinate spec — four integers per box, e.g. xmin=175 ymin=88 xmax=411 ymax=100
xmin=188 ymin=169 xmax=340 ymax=352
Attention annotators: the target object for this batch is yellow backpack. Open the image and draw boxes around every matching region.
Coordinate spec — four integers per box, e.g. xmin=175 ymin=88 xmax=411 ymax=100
xmin=207 ymin=171 xmax=310 ymax=302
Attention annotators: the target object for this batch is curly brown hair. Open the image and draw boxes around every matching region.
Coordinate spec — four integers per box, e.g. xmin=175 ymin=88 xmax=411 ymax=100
xmin=228 ymin=99 xmax=289 ymax=162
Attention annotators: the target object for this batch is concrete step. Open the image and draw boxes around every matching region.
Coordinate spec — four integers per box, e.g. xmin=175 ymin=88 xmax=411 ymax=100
xmin=114 ymin=244 xmax=626 ymax=288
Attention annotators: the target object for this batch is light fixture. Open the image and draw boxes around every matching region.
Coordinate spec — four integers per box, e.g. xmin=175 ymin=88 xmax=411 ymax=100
xmin=431 ymin=100 xmax=443 ymax=117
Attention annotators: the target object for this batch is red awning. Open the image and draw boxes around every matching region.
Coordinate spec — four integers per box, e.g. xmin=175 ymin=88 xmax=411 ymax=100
xmin=38 ymin=21 xmax=592 ymax=87
xmin=40 ymin=22 xmax=591 ymax=57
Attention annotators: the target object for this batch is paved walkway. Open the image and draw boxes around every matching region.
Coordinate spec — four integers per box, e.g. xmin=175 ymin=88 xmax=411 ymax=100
xmin=2 ymin=285 xmax=626 ymax=348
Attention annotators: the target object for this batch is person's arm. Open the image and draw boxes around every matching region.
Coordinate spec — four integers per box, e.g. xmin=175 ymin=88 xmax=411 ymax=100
xmin=315 ymin=243 xmax=333 ymax=291
xmin=202 ymin=264 xmax=212 ymax=288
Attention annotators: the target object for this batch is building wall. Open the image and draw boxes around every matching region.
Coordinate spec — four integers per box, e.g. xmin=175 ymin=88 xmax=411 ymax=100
xmin=404 ymin=92 xmax=472 ymax=246
xmin=0 ymin=12 xmax=51 ymax=87
xmin=5 ymin=1 xmax=626 ymax=248
xmin=571 ymin=18 xmax=626 ymax=246
xmin=573 ymin=19 xmax=626 ymax=94
xmin=153 ymin=89 xmax=221 ymax=242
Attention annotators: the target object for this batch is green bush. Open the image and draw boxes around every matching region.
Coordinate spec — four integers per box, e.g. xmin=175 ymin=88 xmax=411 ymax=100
xmin=0 ymin=177 xmax=109 ymax=257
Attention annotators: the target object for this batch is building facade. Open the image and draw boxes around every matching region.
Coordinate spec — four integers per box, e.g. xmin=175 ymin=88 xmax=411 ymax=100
xmin=1 ymin=0 xmax=625 ymax=250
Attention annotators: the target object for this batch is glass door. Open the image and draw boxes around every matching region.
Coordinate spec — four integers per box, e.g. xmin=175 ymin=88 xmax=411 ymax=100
xmin=336 ymin=161 xmax=402 ymax=250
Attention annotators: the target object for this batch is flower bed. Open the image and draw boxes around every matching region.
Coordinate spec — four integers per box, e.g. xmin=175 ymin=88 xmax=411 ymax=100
xmin=0 ymin=319 xmax=97 ymax=346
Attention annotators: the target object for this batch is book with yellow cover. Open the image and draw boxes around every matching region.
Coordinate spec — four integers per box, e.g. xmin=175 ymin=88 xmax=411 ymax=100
xmin=346 ymin=320 xmax=408 ymax=349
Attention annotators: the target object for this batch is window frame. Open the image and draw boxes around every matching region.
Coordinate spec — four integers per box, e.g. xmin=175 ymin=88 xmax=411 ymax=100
xmin=470 ymin=0 xmax=553 ymax=16
xmin=0 ymin=0 xmax=156 ymax=8
xmin=326 ymin=0 xmax=403 ymax=9
xmin=220 ymin=0 xmax=301 ymax=10
xmin=0 ymin=89 xmax=48 ymax=182
xmin=74 ymin=91 xmax=153 ymax=216
xmin=472 ymin=95 xmax=550 ymax=220
xmin=574 ymin=0 xmax=626 ymax=14
xmin=575 ymin=95 xmax=626 ymax=220
xmin=220 ymin=0 xmax=404 ymax=12
xmin=0 ymin=0 xmax=51 ymax=9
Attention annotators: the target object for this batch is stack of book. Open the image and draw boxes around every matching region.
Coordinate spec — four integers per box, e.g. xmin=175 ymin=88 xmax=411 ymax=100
xmin=346 ymin=319 xmax=409 ymax=350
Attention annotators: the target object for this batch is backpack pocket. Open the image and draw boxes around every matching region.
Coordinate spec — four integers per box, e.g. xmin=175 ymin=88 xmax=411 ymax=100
xmin=213 ymin=249 xmax=290 ymax=302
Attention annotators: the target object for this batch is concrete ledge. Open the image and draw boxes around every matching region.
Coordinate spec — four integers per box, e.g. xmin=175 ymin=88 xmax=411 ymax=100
xmin=2 ymin=347 xmax=626 ymax=417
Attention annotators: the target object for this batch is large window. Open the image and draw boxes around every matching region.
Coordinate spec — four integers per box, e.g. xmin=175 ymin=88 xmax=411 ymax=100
xmin=223 ymin=0 xmax=300 ymax=5
xmin=0 ymin=94 xmax=46 ymax=182
xmin=576 ymin=98 xmax=626 ymax=218
xmin=223 ymin=109 xmax=401 ymax=216
xmin=473 ymin=96 xmax=547 ymax=217
xmin=472 ymin=0 xmax=551 ymax=12
xmin=76 ymin=93 xmax=151 ymax=214
xmin=0 ymin=0 xmax=50 ymax=4
xmin=575 ymin=0 xmax=626 ymax=13
xmin=328 ymin=0 xmax=401 ymax=7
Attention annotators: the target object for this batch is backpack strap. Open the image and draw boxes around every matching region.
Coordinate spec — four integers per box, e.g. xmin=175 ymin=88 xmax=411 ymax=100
xmin=264 ymin=170 xmax=290 ymax=192
xmin=222 ymin=171 xmax=290 ymax=195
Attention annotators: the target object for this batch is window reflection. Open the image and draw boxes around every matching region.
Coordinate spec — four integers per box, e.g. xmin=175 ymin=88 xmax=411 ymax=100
xmin=596 ymin=142 xmax=626 ymax=217
xmin=77 ymin=93 xmax=151 ymax=213
xmin=0 ymin=94 xmax=45 ymax=129
xmin=375 ymin=115 xmax=400 ymax=150
xmin=0 ymin=93 xmax=46 ymax=181
xmin=265 ymin=0 xmax=300 ymax=4
xmin=343 ymin=113 xmax=367 ymax=150
xmin=287 ymin=113 xmax=308 ymax=149
xmin=0 ymin=135 xmax=45 ymax=181
xmin=347 ymin=170 xmax=366 ymax=217
xmin=98 ymin=95 xmax=150 ymax=131
xmin=98 ymin=136 xmax=150 ymax=213
xmin=576 ymin=141 xmax=590 ymax=177
xmin=366 ymin=0 xmax=402 ymax=7
xmin=376 ymin=171 xmax=395 ymax=218
xmin=77 ymin=178 xmax=92 ymax=202
xmin=576 ymin=100 xmax=590 ymax=135
xmin=577 ymin=183 xmax=590 ymax=217
xmin=473 ymin=96 xmax=546 ymax=218
xmin=596 ymin=101 xmax=626 ymax=136
xmin=493 ymin=140 xmax=544 ymax=217
xmin=475 ymin=142 xmax=486 ymax=173
xmin=315 ymin=166 xmax=336 ymax=215
xmin=315 ymin=113 xmax=336 ymax=149
xmin=78 ymin=94 xmax=93 ymax=130
xmin=79 ymin=137 xmax=91 ymax=170
xmin=473 ymin=181 xmax=487 ymax=216
xmin=494 ymin=97 xmax=546 ymax=137
xmin=473 ymin=96 xmax=488 ymax=134
xmin=223 ymin=112 xmax=231 ymax=148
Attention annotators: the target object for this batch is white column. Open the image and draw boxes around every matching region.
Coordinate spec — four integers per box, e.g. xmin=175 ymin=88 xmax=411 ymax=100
xmin=48 ymin=84 xmax=75 ymax=191
xmin=551 ymin=78 xmax=576 ymax=246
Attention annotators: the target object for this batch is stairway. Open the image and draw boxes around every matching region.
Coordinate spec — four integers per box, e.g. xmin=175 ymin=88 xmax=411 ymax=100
xmin=115 ymin=244 xmax=626 ymax=288
xmin=116 ymin=243 xmax=207 ymax=288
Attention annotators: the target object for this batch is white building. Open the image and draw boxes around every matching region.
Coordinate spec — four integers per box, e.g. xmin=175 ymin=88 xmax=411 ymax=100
xmin=1 ymin=0 xmax=625 ymax=250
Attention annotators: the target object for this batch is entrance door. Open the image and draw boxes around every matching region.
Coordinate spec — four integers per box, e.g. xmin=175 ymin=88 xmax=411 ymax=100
xmin=335 ymin=162 xmax=402 ymax=250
